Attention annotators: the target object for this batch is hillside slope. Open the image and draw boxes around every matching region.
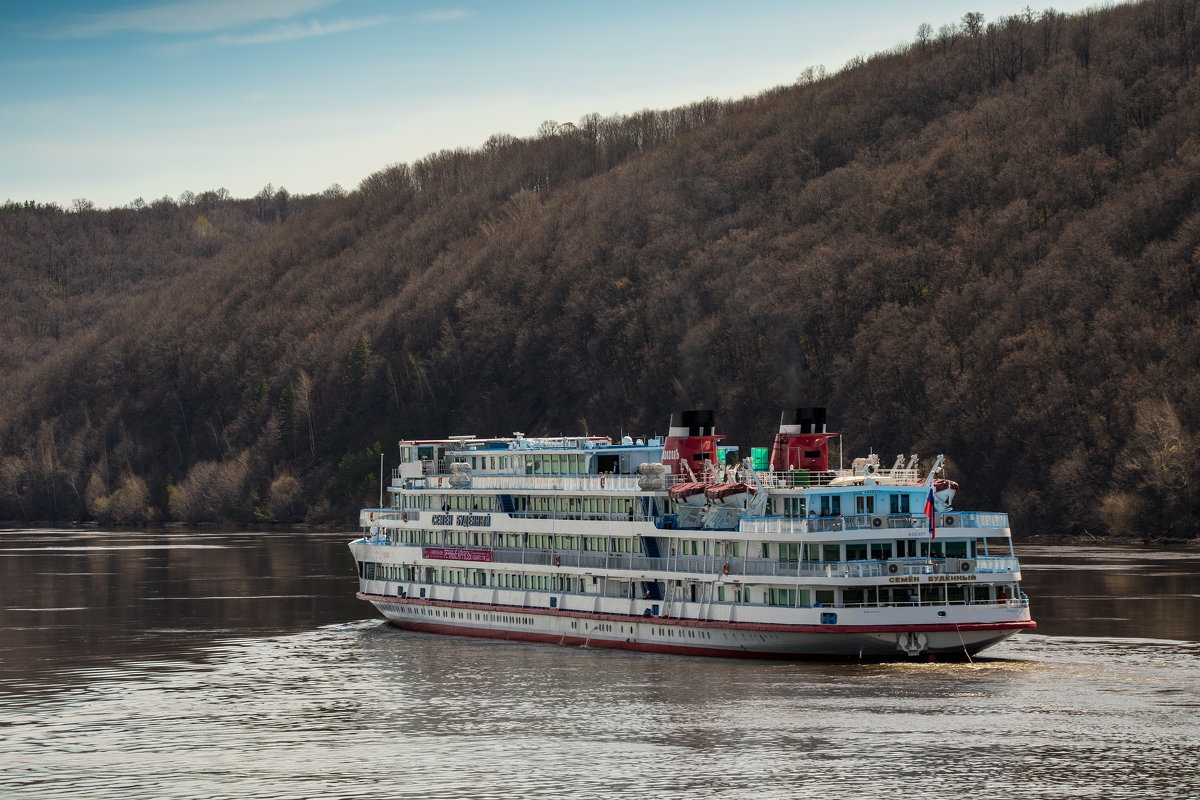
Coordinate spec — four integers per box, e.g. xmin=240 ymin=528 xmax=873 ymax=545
xmin=1 ymin=0 xmax=1197 ymax=538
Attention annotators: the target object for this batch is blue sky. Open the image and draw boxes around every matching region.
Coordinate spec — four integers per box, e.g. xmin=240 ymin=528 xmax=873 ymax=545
xmin=1 ymin=1 xmax=1102 ymax=209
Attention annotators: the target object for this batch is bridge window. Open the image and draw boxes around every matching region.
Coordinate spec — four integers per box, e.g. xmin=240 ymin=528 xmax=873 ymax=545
xmin=889 ymin=493 xmax=911 ymax=513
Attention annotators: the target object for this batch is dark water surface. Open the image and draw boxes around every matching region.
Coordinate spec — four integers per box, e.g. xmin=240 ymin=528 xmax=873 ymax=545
xmin=1 ymin=529 xmax=1198 ymax=799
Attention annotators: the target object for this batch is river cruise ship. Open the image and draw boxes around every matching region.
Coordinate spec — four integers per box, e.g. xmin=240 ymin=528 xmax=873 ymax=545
xmin=350 ymin=409 xmax=1035 ymax=659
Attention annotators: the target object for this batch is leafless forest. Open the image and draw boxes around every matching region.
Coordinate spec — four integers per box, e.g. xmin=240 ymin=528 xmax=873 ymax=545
xmin=1 ymin=1 xmax=1197 ymax=539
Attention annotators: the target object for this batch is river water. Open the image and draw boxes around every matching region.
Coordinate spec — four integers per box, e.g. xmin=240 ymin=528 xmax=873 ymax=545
xmin=1 ymin=529 xmax=1197 ymax=799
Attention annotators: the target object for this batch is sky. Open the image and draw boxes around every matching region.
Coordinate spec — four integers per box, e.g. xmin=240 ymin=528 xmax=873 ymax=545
xmin=1 ymin=0 xmax=1104 ymax=209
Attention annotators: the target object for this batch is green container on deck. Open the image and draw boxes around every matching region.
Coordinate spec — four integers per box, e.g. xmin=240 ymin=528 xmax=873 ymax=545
xmin=751 ymin=447 xmax=770 ymax=470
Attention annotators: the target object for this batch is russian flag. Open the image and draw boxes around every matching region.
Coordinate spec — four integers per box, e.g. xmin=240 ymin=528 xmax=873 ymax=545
xmin=925 ymin=484 xmax=937 ymax=539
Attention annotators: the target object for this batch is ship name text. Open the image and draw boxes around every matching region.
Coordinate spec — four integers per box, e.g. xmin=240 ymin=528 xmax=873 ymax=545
xmin=423 ymin=547 xmax=494 ymax=562
xmin=887 ymin=574 xmax=978 ymax=583
xmin=430 ymin=513 xmax=492 ymax=527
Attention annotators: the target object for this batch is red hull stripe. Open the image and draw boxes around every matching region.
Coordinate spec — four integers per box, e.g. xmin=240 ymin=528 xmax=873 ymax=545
xmin=382 ymin=619 xmax=869 ymax=660
xmin=357 ymin=593 xmax=1036 ymax=634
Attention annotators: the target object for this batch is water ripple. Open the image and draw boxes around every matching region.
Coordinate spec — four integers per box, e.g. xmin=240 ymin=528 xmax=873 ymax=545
xmin=1 ymin=626 xmax=1197 ymax=800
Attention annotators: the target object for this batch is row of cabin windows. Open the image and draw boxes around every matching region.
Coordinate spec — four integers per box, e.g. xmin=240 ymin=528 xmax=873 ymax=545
xmin=401 ymin=490 xmax=913 ymax=518
xmin=397 ymin=489 xmax=923 ymax=519
xmin=515 ymin=496 xmax=637 ymax=516
xmin=466 ymin=455 xmax=513 ymax=472
xmin=363 ymin=562 xmax=1011 ymax=607
xmin=763 ymin=589 xmax=833 ymax=606
xmin=454 ymin=453 xmax=592 ymax=474
xmin=392 ymin=493 xmax=639 ymax=517
xmin=393 ymin=494 xmax=499 ymax=511
xmin=383 ymin=527 xmax=644 ymax=553
xmin=678 ymin=540 xmax=742 ymax=558
xmin=398 ymin=450 xmax=589 ymax=476
xmin=363 ymin=562 xmax=794 ymax=607
xmin=777 ymin=492 xmax=914 ymax=517
xmin=759 ymin=540 xmax=973 ymax=561
xmin=364 ymin=562 xmax=590 ymax=592
xmin=525 ymin=454 xmax=588 ymax=475
xmin=382 ymin=527 xmax=972 ymax=561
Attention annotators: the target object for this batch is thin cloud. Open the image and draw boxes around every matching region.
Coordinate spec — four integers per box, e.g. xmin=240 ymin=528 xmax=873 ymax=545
xmin=214 ymin=16 xmax=388 ymax=46
xmin=55 ymin=0 xmax=338 ymax=38
xmin=416 ymin=10 xmax=475 ymax=22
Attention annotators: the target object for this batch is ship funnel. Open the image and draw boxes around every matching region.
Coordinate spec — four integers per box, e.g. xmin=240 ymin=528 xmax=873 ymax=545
xmin=769 ymin=407 xmax=836 ymax=472
xmin=661 ymin=410 xmax=723 ymax=478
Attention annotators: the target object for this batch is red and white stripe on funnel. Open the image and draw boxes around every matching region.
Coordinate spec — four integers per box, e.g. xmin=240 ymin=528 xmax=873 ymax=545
xmin=769 ymin=407 xmax=836 ymax=472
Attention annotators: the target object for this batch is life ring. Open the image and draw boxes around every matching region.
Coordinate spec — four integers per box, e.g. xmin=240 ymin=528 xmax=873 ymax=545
xmin=887 ymin=562 xmax=899 ymax=574
xmin=722 ymin=563 xmax=730 ymax=575
xmin=600 ymin=477 xmax=605 ymax=488
xmin=554 ymin=556 xmax=561 ymax=567
xmin=369 ymin=512 xmax=375 ymax=522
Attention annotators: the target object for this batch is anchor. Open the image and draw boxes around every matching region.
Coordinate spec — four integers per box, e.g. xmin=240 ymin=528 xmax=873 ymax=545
xmin=897 ymin=631 xmax=928 ymax=657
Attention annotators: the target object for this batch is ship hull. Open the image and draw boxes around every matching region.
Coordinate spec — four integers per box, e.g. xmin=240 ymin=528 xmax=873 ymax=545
xmin=360 ymin=593 xmax=1033 ymax=660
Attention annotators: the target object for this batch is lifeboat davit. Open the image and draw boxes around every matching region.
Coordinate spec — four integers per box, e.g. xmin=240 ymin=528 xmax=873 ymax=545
xmin=668 ymin=482 xmax=709 ymax=506
xmin=704 ymin=482 xmax=756 ymax=507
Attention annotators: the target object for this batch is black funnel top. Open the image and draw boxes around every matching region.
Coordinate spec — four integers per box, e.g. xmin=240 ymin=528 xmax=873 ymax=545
xmin=784 ymin=407 xmax=826 ymax=434
xmin=673 ymin=409 xmax=716 ymax=436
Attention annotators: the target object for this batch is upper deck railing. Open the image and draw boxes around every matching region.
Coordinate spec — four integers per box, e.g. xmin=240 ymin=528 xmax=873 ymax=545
xmin=392 ymin=466 xmax=924 ymax=492
xmin=361 ymin=508 xmax=1010 ymax=534
xmin=740 ymin=511 xmax=1010 ymax=534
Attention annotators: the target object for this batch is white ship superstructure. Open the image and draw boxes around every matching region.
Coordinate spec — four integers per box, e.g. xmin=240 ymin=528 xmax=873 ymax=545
xmin=350 ymin=409 xmax=1035 ymax=659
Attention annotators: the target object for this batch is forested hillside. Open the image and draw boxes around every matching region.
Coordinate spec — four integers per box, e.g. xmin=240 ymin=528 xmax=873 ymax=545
xmin=2 ymin=0 xmax=1198 ymax=539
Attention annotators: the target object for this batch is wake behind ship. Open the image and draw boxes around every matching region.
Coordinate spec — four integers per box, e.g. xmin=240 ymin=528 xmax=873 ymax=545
xmin=350 ymin=409 xmax=1034 ymax=660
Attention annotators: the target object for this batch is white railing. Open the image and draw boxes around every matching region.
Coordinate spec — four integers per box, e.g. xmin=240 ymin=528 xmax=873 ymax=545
xmin=739 ymin=511 xmax=1010 ymax=535
xmin=359 ymin=578 xmax=1031 ymax=611
xmin=468 ymin=475 xmax=644 ymax=492
xmin=362 ymin=508 xmax=1012 ymax=536
xmin=394 ymin=473 xmax=646 ymax=492
xmin=949 ymin=511 xmax=1010 ymax=530
xmin=754 ymin=468 xmax=921 ymax=487
xmin=388 ymin=466 xmax=930 ymax=493
xmin=354 ymin=541 xmax=1022 ymax=580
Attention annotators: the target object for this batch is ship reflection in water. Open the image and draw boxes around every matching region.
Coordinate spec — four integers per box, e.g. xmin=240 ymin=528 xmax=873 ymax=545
xmin=1 ymin=529 xmax=1197 ymax=800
